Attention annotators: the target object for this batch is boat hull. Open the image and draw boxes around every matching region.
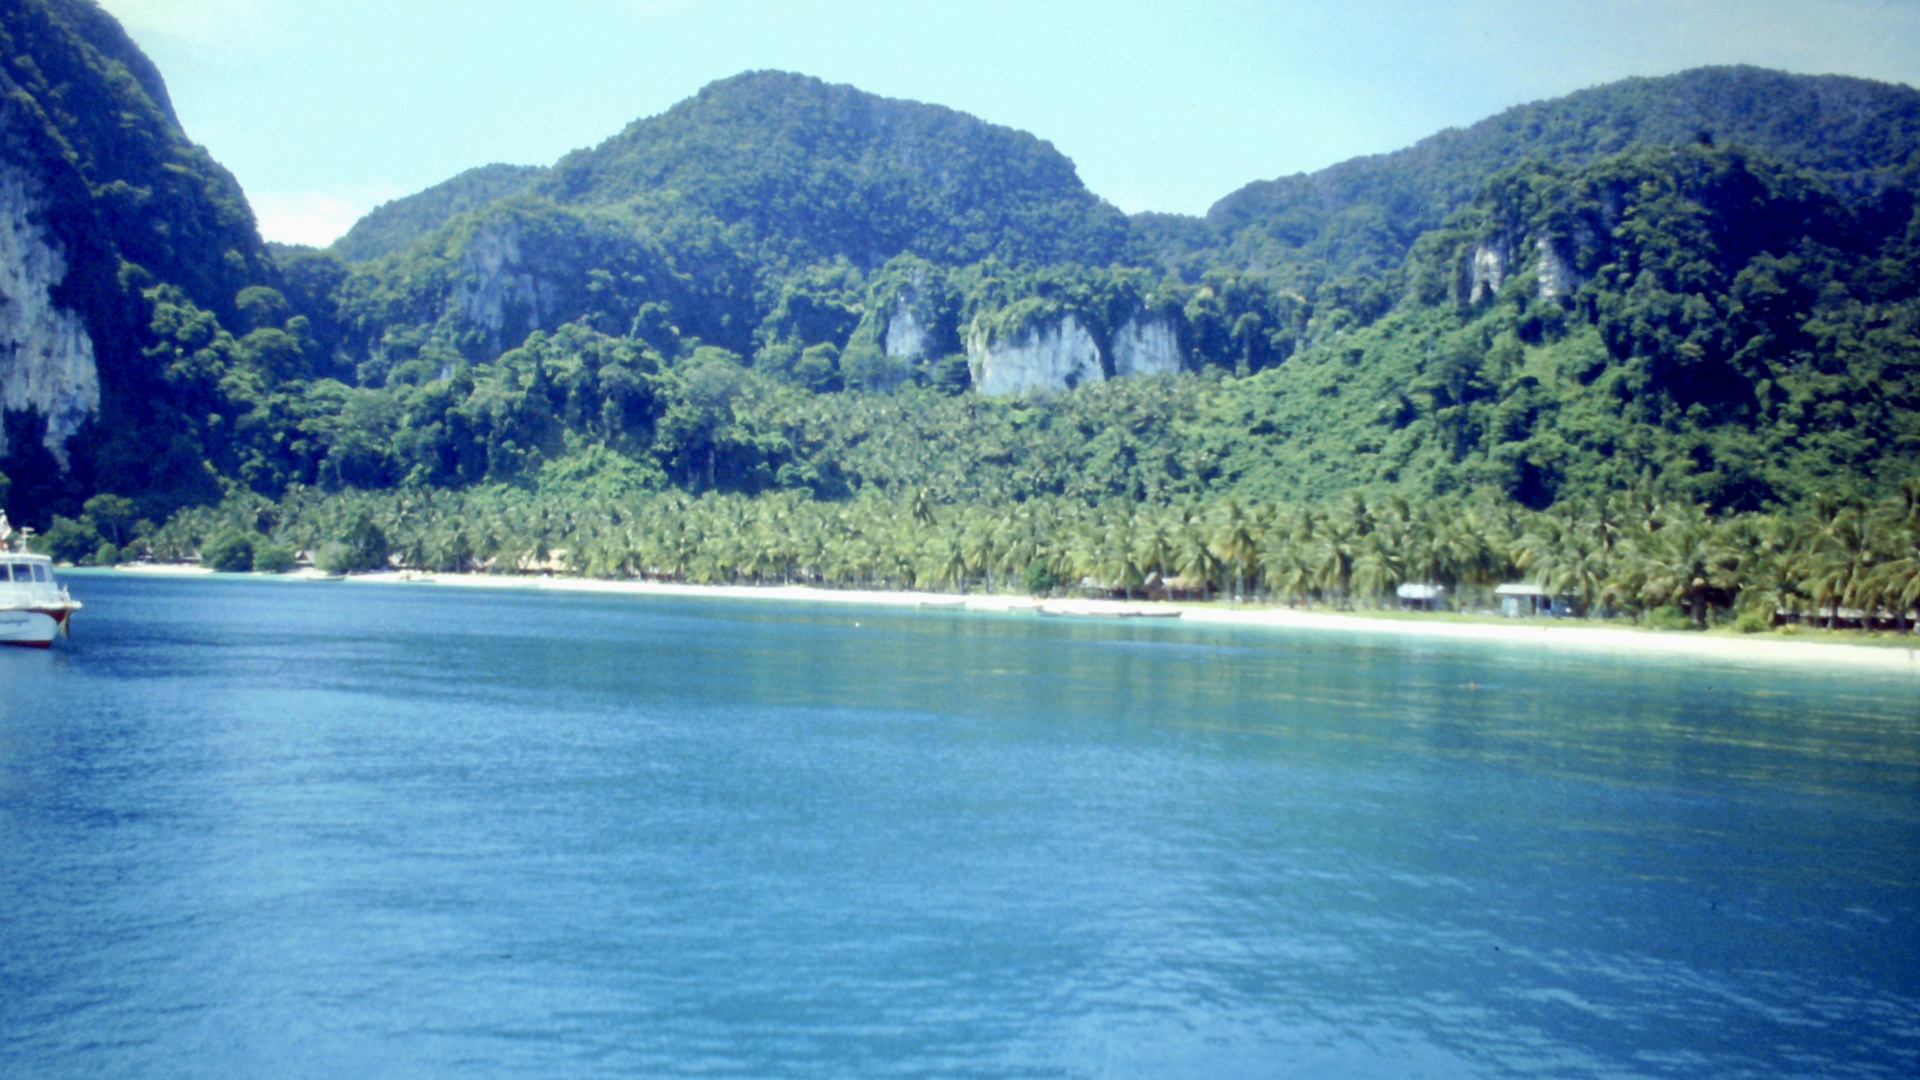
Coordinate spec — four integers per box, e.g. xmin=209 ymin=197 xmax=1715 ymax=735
xmin=0 ymin=609 xmax=58 ymax=647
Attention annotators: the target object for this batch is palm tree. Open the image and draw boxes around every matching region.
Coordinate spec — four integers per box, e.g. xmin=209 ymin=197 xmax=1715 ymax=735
xmin=1173 ymin=508 xmax=1218 ymax=602
xmin=1257 ymin=521 xmax=1312 ymax=607
xmin=1798 ymin=502 xmax=1886 ymax=629
xmin=1208 ymin=498 xmax=1259 ymax=605
xmin=1349 ymin=531 xmax=1404 ymax=608
xmin=1133 ymin=513 xmax=1179 ymax=601
xmin=1310 ymin=519 xmax=1357 ymax=609
xmin=1099 ymin=518 xmax=1145 ymax=600
xmin=1634 ymin=505 xmax=1742 ymax=627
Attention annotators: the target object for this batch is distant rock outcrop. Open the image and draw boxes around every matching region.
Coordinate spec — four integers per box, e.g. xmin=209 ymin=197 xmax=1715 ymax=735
xmin=451 ymin=222 xmax=556 ymax=355
xmin=1535 ymin=237 xmax=1581 ymax=301
xmin=967 ymin=314 xmax=1104 ymax=397
xmin=1467 ymin=242 xmax=1507 ymax=304
xmin=883 ymin=281 xmax=934 ymax=360
xmin=1454 ymin=233 xmax=1583 ymax=307
xmin=1111 ymin=315 xmax=1181 ymax=377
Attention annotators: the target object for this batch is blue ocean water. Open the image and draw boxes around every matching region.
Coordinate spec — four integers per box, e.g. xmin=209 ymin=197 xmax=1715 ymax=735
xmin=2 ymin=573 xmax=1916 ymax=1079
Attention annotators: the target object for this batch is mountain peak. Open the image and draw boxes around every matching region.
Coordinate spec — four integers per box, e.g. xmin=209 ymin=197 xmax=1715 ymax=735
xmin=537 ymin=69 xmax=1130 ymax=269
xmin=1202 ymin=64 xmax=1920 ymax=280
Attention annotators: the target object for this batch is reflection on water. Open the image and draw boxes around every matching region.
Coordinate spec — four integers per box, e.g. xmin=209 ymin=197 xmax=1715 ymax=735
xmin=2 ymin=575 xmax=1917 ymax=1078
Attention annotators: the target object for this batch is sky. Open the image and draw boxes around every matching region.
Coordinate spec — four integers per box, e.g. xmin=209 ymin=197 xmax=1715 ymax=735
xmin=96 ymin=0 xmax=1920 ymax=247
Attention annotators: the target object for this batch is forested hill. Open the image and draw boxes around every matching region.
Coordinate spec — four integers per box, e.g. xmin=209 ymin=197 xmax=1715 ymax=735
xmin=0 ymin=0 xmax=269 ymax=321
xmin=330 ymin=163 xmax=548 ymax=263
xmin=0 ymin=0 xmax=273 ymax=516
xmin=326 ymin=71 xmax=1134 ymax=274
xmin=534 ymin=71 xmax=1135 ymax=271
xmin=1187 ymin=67 xmax=1920 ymax=285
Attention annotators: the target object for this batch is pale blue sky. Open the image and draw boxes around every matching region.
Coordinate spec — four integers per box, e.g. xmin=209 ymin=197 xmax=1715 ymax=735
xmin=97 ymin=0 xmax=1920 ymax=246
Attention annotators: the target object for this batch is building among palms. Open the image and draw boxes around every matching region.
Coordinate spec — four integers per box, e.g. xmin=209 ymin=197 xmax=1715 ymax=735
xmin=1395 ymin=583 xmax=1448 ymax=611
xmin=1495 ymin=583 xmax=1574 ymax=618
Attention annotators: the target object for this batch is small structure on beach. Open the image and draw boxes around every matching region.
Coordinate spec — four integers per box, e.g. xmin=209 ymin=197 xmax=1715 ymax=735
xmin=1495 ymin=582 xmax=1574 ymax=618
xmin=1395 ymin=583 xmax=1448 ymax=612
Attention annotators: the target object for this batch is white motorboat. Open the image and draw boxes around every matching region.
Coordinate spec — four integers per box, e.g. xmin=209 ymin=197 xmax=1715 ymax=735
xmin=0 ymin=551 xmax=82 ymax=648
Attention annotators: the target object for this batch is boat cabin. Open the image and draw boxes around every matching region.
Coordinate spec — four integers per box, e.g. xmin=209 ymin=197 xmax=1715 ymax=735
xmin=0 ymin=553 xmax=58 ymax=591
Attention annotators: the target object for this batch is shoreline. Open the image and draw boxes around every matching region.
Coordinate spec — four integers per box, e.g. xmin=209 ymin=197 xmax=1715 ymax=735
xmin=83 ymin=564 xmax=1920 ymax=675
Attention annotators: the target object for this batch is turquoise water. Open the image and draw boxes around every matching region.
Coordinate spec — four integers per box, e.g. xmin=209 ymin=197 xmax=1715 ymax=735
xmin=2 ymin=574 xmax=1916 ymax=1078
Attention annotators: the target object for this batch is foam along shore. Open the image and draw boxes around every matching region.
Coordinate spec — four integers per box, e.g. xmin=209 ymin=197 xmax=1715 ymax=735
xmin=89 ymin=564 xmax=1920 ymax=675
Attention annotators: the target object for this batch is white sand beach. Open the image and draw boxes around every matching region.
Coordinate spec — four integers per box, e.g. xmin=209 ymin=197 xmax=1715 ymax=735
xmin=86 ymin=564 xmax=1920 ymax=675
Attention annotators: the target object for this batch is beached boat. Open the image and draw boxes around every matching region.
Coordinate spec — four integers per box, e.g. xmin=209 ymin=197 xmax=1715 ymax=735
xmin=0 ymin=552 xmax=82 ymax=647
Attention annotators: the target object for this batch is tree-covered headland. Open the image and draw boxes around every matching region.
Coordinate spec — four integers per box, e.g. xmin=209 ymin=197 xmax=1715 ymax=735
xmin=4 ymin=2 xmax=1918 ymax=630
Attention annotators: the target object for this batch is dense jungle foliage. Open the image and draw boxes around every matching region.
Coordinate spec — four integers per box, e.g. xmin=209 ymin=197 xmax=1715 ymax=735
xmin=51 ymin=142 xmax=1910 ymax=517
xmin=4 ymin=2 xmax=1918 ymax=627
xmin=330 ymin=163 xmax=548 ymax=263
xmin=1196 ymin=65 xmax=1920 ymax=289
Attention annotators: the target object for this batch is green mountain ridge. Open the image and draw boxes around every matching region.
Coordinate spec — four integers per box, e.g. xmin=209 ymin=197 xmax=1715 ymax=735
xmin=330 ymin=163 xmax=548 ymax=263
xmin=537 ymin=70 xmax=1136 ymax=271
xmin=1187 ymin=66 xmax=1920 ymax=285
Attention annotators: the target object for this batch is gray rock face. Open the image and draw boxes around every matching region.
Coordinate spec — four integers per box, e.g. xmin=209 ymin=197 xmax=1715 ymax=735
xmin=967 ymin=314 xmax=1104 ymax=397
xmin=883 ymin=284 xmax=931 ymax=359
xmin=1111 ymin=315 xmax=1181 ymax=377
xmin=450 ymin=223 xmax=556 ymax=353
xmin=1469 ymin=242 xmax=1507 ymax=304
xmin=1535 ymin=237 xmax=1581 ymax=300
xmin=0 ymin=163 xmax=100 ymax=468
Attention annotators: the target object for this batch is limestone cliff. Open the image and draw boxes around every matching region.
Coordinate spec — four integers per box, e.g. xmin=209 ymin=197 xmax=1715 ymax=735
xmin=451 ymin=222 xmax=557 ymax=356
xmin=883 ymin=281 xmax=933 ymax=360
xmin=1469 ymin=242 xmax=1507 ymax=304
xmin=967 ymin=314 xmax=1104 ymax=397
xmin=1456 ymin=234 xmax=1584 ymax=306
xmin=1535 ymin=237 xmax=1582 ymax=301
xmin=0 ymin=162 xmax=99 ymax=467
xmin=1111 ymin=315 xmax=1181 ymax=377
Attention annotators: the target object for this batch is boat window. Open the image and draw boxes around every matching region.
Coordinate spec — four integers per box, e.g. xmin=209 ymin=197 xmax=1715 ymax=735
xmin=34 ymin=564 xmax=49 ymax=582
xmin=3 ymin=563 xmax=20 ymax=582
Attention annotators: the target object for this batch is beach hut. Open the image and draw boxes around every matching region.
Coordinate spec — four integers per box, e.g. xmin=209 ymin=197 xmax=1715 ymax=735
xmin=1395 ymin=582 xmax=1448 ymax=612
xmin=1494 ymin=582 xmax=1574 ymax=618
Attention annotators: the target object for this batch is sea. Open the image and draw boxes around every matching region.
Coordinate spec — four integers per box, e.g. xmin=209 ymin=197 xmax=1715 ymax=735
xmin=2 ymin=573 xmax=1917 ymax=1078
